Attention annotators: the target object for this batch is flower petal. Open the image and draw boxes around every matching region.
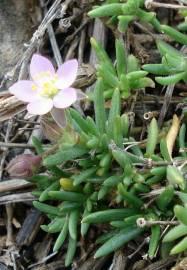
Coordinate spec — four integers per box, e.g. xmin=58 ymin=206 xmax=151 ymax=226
xmin=9 ymin=80 xmax=38 ymax=102
xmin=27 ymin=98 xmax=53 ymax=115
xmin=30 ymin=54 xmax=55 ymax=79
xmin=56 ymin=59 xmax=78 ymax=89
xmin=53 ymin=88 xmax=77 ymax=109
xmin=51 ymin=107 xmax=67 ymax=128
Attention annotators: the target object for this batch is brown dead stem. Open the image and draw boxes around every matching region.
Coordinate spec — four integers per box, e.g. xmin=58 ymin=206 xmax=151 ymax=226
xmin=166 ymin=114 xmax=180 ymax=159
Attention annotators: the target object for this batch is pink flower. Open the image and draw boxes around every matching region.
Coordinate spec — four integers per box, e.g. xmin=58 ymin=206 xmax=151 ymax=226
xmin=9 ymin=55 xmax=80 ymax=115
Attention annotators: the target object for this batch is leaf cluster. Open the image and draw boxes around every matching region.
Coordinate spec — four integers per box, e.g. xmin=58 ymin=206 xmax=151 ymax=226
xmin=29 ymin=83 xmax=187 ymax=264
xmin=27 ymin=1 xmax=187 ymax=264
xmin=143 ymin=40 xmax=187 ymax=85
xmin=90 ymin=38 xmax=154 ymax=100
xmin=88 ymin=0 xmax=161 ymax=32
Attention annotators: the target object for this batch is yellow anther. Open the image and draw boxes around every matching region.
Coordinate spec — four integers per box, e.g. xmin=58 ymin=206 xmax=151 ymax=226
xmin=35 ymin=72 xmax=59 ymax=98
xmin=31 ymin=84 xmax=37 ymax=91
xmin=40 ymin=81 xmax=58 ymax=97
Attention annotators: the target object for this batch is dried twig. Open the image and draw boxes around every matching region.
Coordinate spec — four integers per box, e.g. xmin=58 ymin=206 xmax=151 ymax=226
xmin=6 ymin=204 xmax=14 ymax=246
xmin=65 ymin=37 xmax=79 ymax=60
xmin=62 ymin=18 xmax=90 ymax=53
xmin=0 ymin=119 xmax=13 ymax=179
xmin=166 ymin=114 xmax=180 ymax=158
xmin=28 ymin=252 xmax=58 ymax=269
xmin=128 ymin=239 xmax=147 ymax=259
xmin=41 ymin=0 xmax=63 ymax=67
xmin=0 ymin=142 xmax=35 ymax=149
xmin=0 ymin=192 xmax=36 ymax=205
xmin=0 ymin=179 xmax=33 ymax=193
xmin=158 ymin=85 xmax=175 ymax=127
xmin=78 ymin=26 xmax=86 ymax=63
xmin=137 ymin=218 xmax=179 ymax=228
xmin=145 ymin=0 xmax=187 ymax=9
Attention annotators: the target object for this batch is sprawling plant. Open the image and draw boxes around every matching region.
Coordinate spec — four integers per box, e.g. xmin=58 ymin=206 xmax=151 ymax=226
xmin=28 ymin=81 xmax=187 ymax=265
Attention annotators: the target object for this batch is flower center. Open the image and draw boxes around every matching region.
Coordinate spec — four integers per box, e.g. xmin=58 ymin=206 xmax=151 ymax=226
xmin=40 ymin=80 xmax=59 ymax=98
xmin=32 ymin=72 xmax=59 ymax=98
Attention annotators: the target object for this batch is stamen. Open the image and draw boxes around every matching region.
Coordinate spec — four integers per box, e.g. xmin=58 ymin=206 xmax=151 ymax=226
xmin=40 ymin=83 xmax=59 ymax=97
xmin=35 ymin=73 xmax=59 ymax=98
xmin=31 ymin=84 xmax=37 ymax=91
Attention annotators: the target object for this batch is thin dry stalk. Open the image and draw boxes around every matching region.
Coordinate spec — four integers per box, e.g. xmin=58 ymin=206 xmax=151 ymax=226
xmin=166 ymin=114 xmax=180 ymax=158
xmin=145 ymin=0 xmax=187 ymax=9
xmin=6 ymin=204 xmax=14 ymax=246
xmin=0 ymin=119 xmax=13 ymax=179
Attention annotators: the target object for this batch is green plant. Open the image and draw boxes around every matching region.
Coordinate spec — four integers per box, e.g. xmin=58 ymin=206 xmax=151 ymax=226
xmin=21 ymin=1 xmax=187 ymax=265
xmin=143 ymin=40 xmax=187 ymax=85
xmin=178 ymin=10 xmax=187 ymax=32
xmin=90 ymin=38 xmax=154 ymax=100
xmin=88 ymin=0 xmax=161 ymax=32
xmin=28 ymin=78 xmax=187 ymax=265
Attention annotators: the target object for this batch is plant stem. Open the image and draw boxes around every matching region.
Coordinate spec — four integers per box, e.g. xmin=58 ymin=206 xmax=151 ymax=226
xmin=0 ymin=142 xmax=35 ymax=149
xmin=137 ymin=218 xmax=179 ymax=228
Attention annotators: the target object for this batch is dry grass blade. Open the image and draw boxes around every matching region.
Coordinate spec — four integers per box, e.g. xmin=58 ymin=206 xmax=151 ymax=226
xmin=0 ymin=179 xmax=32 ymax=193
xmin=158 ymin=85 xmax=174 ymax=127
xmin=0 ymin=92 xmax=25 ymax=122
xmin=0 ymin=192 xmax=36 ymax=205
xmin=166 ymin=114 xmax=180 ymax=159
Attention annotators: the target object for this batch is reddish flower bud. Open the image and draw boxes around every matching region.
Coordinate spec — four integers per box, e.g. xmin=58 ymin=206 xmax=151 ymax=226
xmin=6 ymin=154 xmax=42 ymax=178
